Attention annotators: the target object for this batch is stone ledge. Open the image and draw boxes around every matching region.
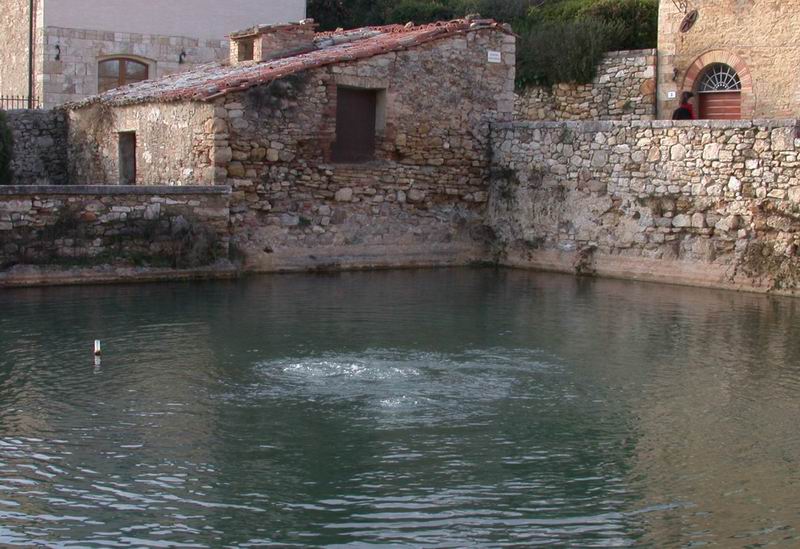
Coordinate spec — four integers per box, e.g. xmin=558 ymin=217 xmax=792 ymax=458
xmin=494 ymin=119 xmax=800 ymax=131
xmin=0 ymin=185 xmax=232 ymax=196
xmin=0 ymin=262 xmax=239 ymax=288
xmin=603 ymin=48 xmax=657 ymax=58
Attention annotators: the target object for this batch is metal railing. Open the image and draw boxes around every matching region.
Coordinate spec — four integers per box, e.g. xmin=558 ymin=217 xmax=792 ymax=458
xmin=0 ymin=95 xmax=42 ymax=110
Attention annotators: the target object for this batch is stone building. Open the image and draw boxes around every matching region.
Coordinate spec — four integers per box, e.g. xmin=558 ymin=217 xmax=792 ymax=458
xmin=658 ymin=0 xmax=800 ymax=119
xmin=0 ymin=0 xmax=306 ymax=108
xmin=65 ymin=18 xmax=516 ymax=270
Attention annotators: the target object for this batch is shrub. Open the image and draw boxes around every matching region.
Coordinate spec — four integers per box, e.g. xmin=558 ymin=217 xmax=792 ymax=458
xmin=455 ymin=0 xmax=538 ymax=22
xmin=580 ymin=0 xmax=658 ymax=51
xmin=0 ymin=110 xmax=13 ymax=185
xmin=530 ymin=0 xmax=658 ymax=51
xmin=388 ymin=1 xmax=456 ymax=23
xmin=516 ymin=17 xmax=623 ymax=87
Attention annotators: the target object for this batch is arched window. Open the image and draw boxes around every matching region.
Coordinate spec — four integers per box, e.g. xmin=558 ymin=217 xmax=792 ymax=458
xmin=98 ymin=58 xmax=149 ymax=93
xmin=696 ymin=63 xmax=742 ymax=120
xmin=698 ymin=64 xmax=742 ymax=93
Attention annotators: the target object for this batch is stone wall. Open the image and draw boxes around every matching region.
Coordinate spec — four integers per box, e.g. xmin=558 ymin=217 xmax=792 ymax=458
xmin=515 ymin=50 xmax=656 ymax=122
xmin=44 ymin=0 xmax=306 ymax=43
xmin=6 ymin=109 xmax=68 ymax=185
xmin=0 ymin=185 xmax=231 ymax=277
xmin=68 ymin=102 xmax=216 ymax=186
xmin=490 ymin=119 xmax=800 ymax=295
xmin=41 ymin=27 xmax=228 ymax=108
xmin=658 ymin=1 xmax=800 ymax=119
xmin=216 ymin=29 xmax=515 ymax=271
xmin=68 ymin=28 xmax=516 ymax=271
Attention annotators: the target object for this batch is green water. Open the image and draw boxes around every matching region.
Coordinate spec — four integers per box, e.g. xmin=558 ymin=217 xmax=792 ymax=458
xmin=1 ymin=269 xmax=799 ymax=547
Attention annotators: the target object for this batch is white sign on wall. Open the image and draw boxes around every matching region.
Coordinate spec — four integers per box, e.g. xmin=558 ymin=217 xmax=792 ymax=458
xmin=487 ymin=51 xmax=502 ymax=64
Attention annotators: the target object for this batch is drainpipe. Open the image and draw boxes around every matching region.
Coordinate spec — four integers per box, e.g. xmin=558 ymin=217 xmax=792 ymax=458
xmin=28 ymin=0 xmax=34 ymax=108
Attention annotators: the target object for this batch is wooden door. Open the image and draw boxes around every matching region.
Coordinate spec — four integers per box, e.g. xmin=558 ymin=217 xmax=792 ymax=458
xmin=699 ymin=91 xmax=741 ymax=120
xmin=119 ymin=132 xmax=137 ymax=185
xmin=332 ymin=87 xmax=377 ymax=163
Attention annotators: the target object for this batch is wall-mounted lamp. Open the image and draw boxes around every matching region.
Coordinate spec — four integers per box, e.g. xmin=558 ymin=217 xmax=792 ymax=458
xmin=178 ymin=50 xmax=187 ymax=64
xmin=672 ymin=68 xmax=680 ymax=82
xmin=55 ymin=44 xmax=61 ymax=61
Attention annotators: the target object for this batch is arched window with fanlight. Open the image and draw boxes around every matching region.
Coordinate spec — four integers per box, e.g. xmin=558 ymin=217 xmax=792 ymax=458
xmin=696 ymin=63 xmax=742 ymax=120
xmin=98 ymin=58 xmax=150 ymax=93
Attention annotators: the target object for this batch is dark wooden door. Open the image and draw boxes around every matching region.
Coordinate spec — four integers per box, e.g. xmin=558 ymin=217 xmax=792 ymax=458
xmin=699 ymin=91 xmax=741 ymax=119
xmin=332 ymin=87 xmax=377 ymax=163
xmin=119 ymin=132 xmax=137 ymax=185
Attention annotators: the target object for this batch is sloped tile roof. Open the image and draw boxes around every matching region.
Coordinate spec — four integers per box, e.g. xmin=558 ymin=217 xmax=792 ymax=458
xmin=70 ymin=18 xmax=512 ymax=109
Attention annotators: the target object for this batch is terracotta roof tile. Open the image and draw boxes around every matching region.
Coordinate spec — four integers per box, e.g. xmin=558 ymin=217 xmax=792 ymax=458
xmin=70 ymin=18 xmax=512 ymax=109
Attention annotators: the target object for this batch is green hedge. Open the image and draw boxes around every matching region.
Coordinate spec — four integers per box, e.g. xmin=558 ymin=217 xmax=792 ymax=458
xmin=0 ymin=111 xmax=13 ymax=185
xmin=517 ymin=18 xmax=624 ymax=87
xmin=569 ymin=0 xmax=658 ymax=51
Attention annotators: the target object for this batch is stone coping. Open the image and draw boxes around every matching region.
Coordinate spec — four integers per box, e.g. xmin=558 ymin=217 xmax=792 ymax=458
xmin=493 ymin=119 xmax=800 ymax=131
xmin=603 ymin=48 xmax=656 ymax=58
xmin=0 ymin=185 xmax=232 ymax=196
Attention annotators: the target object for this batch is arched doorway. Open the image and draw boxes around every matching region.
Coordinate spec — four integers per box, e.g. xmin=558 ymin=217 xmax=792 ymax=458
xmin=696 ymin=63 xmax=742 ymax=119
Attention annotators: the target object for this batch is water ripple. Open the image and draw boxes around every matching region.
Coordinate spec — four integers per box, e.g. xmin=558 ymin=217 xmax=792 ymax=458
xmin=0 ymin=270 xmax=798 ymax=546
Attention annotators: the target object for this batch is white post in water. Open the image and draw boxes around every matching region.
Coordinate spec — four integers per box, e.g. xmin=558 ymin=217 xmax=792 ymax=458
xmin=94 ymin=340 xmax=102 ymax=356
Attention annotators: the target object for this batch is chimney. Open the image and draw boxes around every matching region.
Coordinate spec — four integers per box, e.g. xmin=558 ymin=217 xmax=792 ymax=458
xmin=229 ymin=19 xmax=317 ymax=65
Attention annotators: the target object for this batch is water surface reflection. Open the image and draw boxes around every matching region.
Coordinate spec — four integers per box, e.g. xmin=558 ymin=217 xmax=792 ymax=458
xmin=0 ymin=269 xmax=798 ymax=546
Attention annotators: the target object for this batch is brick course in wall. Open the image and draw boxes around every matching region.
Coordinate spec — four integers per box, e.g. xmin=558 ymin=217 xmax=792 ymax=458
xmin=490 ymin=119 xmax=800 ymax=295
xmin=6 ymin=109 xmax=69 ymax=185
xmin=515 ymin=50 xmax=656 ymax=122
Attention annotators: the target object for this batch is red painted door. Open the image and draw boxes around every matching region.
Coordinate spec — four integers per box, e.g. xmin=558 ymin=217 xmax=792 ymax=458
xmin=699 ymin=91 xmax=741 ymax=120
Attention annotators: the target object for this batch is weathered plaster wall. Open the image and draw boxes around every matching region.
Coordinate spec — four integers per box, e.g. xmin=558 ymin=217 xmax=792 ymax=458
xmin=211 ymin=30 xmax=516 ymax=271
xmin=6 ymin=109 xmax=68 ymax=185
xmin=0 ymin=185 xmax=231 ymax=278
xmin=490 ymin=119 xmax=800 ymax=295
xmin=67 ymin=102 xmax=216 ymax=186
xmin=658 ymin=0 xmax=800 ymax=119
xmin=515 ymin=50 xmax=656 ymax=122
xmin=41 ymin=27 xmax=228 ymax=107
xmin=0 ymin=0 xmax=32 ymax=97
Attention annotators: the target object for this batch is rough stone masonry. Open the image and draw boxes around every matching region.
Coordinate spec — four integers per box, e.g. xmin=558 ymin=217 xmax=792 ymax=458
xmin=0 ymin=185 xmax=232 ymax=285
xmin=65 ymin=21 xmax=517 ymax=273
xmin=489 ymin=119 xmax=800 ymax=295
xmin=5 ymin=110 xmax=69 ymax=185
xmin=515 ymin=50 xmax=656 ymax=122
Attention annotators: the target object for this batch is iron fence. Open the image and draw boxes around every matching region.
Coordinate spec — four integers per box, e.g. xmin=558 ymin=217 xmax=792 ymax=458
xmin=0 ymin=95 xmax=42 ymax=110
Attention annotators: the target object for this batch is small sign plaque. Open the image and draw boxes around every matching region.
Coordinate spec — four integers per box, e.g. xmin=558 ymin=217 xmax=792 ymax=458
xmin=488 ymin=51 xmax=502 ymax=64
xmin=667 ymin=91 xmax=677 ymax=99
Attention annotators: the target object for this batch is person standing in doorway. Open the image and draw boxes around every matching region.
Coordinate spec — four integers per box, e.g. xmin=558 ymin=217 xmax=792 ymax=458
xmin=672 ymin=91 xmax=697 ymax=120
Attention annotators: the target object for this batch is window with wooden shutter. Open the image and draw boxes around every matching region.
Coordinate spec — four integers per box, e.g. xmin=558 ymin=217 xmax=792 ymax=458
xmin=332 ymin=87 xmax=378 ymax=163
